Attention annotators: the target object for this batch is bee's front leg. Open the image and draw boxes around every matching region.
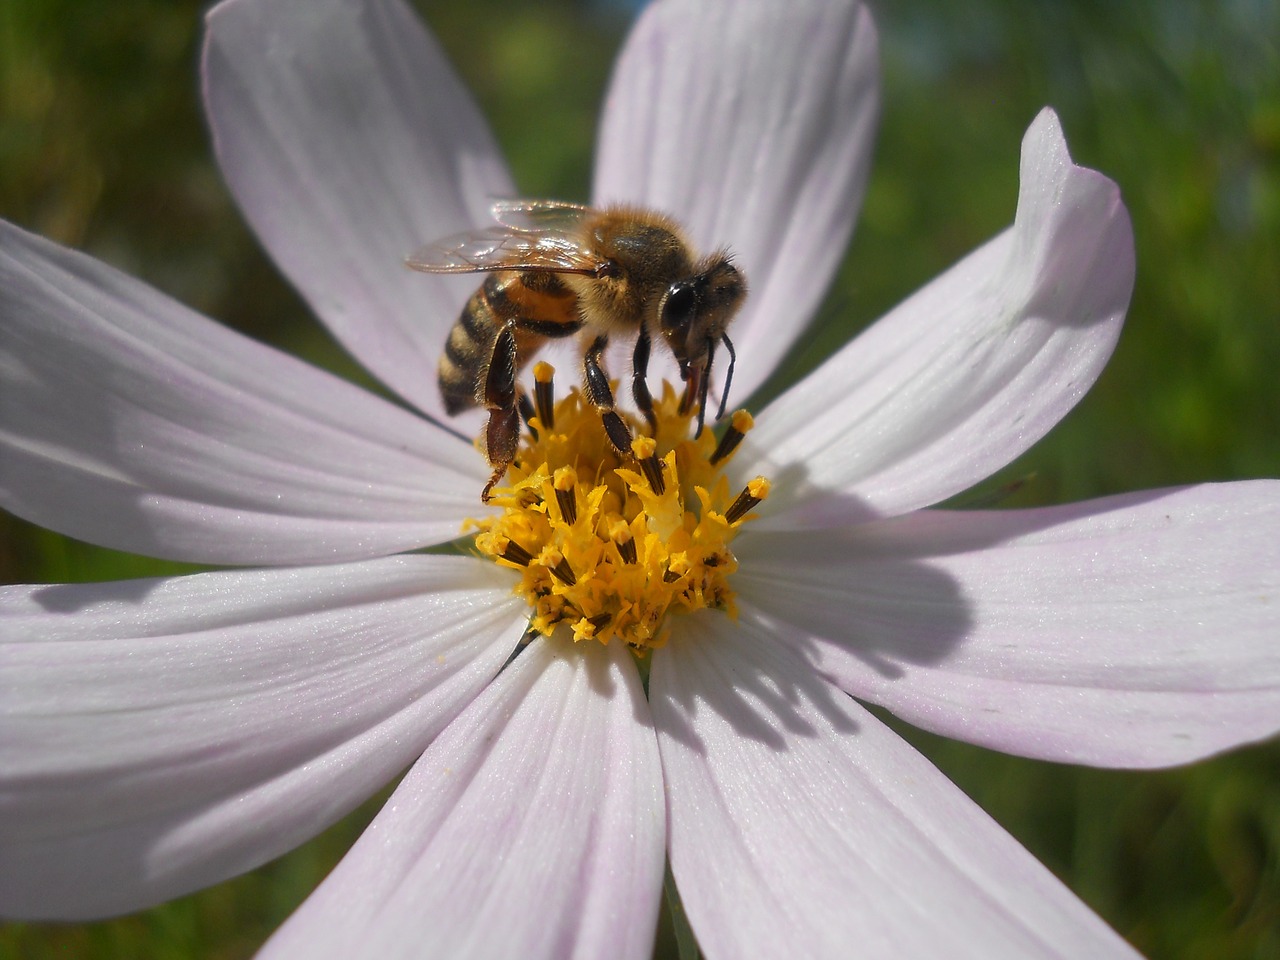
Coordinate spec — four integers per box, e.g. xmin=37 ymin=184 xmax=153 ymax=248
xmin=631 ymin=327 xmax=657 ymax=435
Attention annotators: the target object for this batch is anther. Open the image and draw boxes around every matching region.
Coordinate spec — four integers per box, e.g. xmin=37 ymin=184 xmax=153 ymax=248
xmin=725 ymin=477 xmax=771 ymax=524
xmin=500 ymin=539 xmax=534 ymax=566
xmin=542 ymin=548 xmax=577 ymax=586
xmin=710 ymin=409 xmax=754 ymax=466
xmin=518 ymin=393 xmax=538 ymax=440
xmin=664 ymin=553 xmax=690 ymax=583
xmin=553 ymin=467 xmax=578 ymax=525
xmin=550 ymin=559 xmax=577 ymax=586
xmin=587 ymin=613 xmax=611 ymax=631
xmin=630 ymin=436 xmax=666 ymax=495
xmin=609 ymin=519 xmax=637 ymax=564
xmin=533 ymin=361 xmax=556 ymax=431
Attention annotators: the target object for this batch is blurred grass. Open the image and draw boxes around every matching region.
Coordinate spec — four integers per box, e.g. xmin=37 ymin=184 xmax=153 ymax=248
xmin=1 ymin=0 xmax=1278 ymax=957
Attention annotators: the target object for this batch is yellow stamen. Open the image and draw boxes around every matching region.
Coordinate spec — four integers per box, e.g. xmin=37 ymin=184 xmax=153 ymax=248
xmin=630 ymin=435 xmax=666 ymax=495
xmin=553 ymin=466 xmax=578 ymax=525
xmin=725 ymin=477 xmax=771 ymax=524
xmin=468 ymin=369 xmax=768 ymax=651
xmin=533 ymin=360 xmax=556 ymax=431
xmin=711 ymin=409 xmax=754 ymax=465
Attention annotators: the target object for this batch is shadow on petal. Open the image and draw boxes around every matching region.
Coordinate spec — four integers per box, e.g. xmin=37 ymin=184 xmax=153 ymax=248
xmin=740 ymin=557 xmax=970 ymax=681
xmin=729 ymin=467 xmax=974 ymax=670
xmin=31 ymin=577 xmax=172 ymax=612
xmin=651 ymin=607 xmax=870 ymax=754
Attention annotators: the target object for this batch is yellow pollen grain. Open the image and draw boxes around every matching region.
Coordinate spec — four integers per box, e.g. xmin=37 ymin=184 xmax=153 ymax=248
xmin=467 ymin=369 xmax=769 ymax=651
xmin=630 ymin=435 xmax=657 ymax=460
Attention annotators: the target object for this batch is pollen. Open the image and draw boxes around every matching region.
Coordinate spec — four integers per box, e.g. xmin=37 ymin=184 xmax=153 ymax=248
xmin=467 ymin=366 xmax=769 ymax=651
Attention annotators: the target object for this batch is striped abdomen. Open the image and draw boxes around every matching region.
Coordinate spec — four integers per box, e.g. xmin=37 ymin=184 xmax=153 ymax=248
xmin=438 ymin=271 xmax=580 ymax=415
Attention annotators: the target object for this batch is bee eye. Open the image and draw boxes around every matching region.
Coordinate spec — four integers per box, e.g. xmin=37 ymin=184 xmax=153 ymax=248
xmin=660 ymin=282 xmax=697 ymax=332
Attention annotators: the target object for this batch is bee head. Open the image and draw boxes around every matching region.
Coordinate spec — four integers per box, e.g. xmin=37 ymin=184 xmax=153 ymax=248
xmin=657 ymin=256 xmax=745 ymax=368
xmin=658 ymin=255 xmax=746 ymax=432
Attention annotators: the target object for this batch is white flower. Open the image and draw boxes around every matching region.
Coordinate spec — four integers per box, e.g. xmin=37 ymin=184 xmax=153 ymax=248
xmin=2 ymin=0 xmax=1278 ymax=957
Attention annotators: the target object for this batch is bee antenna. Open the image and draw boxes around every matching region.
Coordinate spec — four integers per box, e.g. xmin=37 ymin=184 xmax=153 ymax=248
xmin=716 ymin=333 xmax=736 ymax=422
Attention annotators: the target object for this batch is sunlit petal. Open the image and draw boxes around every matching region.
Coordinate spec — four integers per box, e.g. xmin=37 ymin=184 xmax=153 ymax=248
xmin=742 ymin=109 xmax=1135 ymax=526
xmin=594 ymin=0 xmax=879 ymax=401
xmin=259 ymin=638 xmax=664 ymax=960
xmin=203 ymin=0 xmax=511 ymax=425
xmin=652 ymin=614 xmax=1141 ymax=959
xmin=0 ymin=556 xmax=521 ymax=919
xmin=0 ymin=220 xmax=483 ymax=565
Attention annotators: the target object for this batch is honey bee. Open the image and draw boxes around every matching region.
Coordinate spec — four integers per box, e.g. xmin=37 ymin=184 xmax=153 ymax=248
xmin=408 ymin=200 xmax=747 ymax=501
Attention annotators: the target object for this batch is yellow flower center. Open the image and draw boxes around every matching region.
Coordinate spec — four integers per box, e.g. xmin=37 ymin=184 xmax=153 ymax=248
xmin=467 ymin=362 xmax=769 ymax=651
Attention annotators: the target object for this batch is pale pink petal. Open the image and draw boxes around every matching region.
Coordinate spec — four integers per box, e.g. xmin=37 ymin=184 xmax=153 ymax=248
xmin=203 ymin=0 xmax=511 ymax=425
xmin=260 ymin=637 xmax=664 ymax=960
xmin=0 ymin=556 xmax=522 ymax=919
xmin=594 ymin=0 xmax=879 ymax=402
xmin=0 ymin=220 xmax=486 ymax=565
xmin=735 ymin=481 xmax=1280 ymax=767
xmin=740 ymin=109 xmax=1135 ymax=525
xmin=651 ymin=614 xmax=1141 ymax=959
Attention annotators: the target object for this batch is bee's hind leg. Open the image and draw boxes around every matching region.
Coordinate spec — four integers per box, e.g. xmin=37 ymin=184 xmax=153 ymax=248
xmin=481 ymin=324 xmax=521 ymax=502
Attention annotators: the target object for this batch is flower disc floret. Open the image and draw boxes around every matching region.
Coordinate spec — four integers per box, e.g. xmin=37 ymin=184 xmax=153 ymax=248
xmin=468 ymin=366 xmax=767 ymax=650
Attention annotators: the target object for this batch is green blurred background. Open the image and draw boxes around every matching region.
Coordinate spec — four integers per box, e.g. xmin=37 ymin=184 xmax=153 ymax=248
xmin=2 ymin=0 xmax=1278 ymax=956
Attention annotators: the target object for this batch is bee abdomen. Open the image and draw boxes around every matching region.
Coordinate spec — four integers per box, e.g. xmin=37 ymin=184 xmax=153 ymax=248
xmin=438 ymin=279 xmax=505 ymax=414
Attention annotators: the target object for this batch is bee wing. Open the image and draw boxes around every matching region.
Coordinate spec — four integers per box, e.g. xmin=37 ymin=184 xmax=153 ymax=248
xmin=406 ymin=227 xmax=604 ymax=276
xmin=490 ymin=198 xmax=597 ymax=233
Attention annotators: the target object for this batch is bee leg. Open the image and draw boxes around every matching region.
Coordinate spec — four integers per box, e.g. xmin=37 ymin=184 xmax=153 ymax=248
xmin=583 ymin=334 xmax=633 ymax=455
xmin=631 ymin=327 xmax=657 ymax=435
xmin=481 ymin=407 xmax=520 ymax=502
xmin=481 ymin=324 xmax=521 ymax=502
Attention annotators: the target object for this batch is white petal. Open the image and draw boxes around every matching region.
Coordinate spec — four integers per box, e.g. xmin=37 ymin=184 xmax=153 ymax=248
xmin=0 ymin=556 xmax=521 ymax=919
xmin=736 ymin=481 xmax=1280 ymax=767
xmin=741 ymin=109 xmax=1135 ymax=525
xmin=259 ymin=637 xmax=665 ymax=960
xmin=652 ymin=614 xmax=1141 ymax=960
xmin=203 ymin=0 xmax=511 ymax=425
xmin=0 ymin=220 xmax=487 ymax=565
xmin=594 ymin=0 xmax=879 ymax=402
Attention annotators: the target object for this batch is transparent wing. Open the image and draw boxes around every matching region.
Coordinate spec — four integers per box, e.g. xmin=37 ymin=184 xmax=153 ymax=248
xmin=490 ymin=199 xmax=596 ymax=233
xmin=406 ymin=227 xmax=604 ymax=276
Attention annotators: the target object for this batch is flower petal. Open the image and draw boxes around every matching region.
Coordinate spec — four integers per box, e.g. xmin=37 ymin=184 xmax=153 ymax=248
xmin=735 ymin=481 xmax=1280 ymax=767
xmin=594 ymin=0 xmax=879 ymax=401
xmin=652 ymin=614 xmax=1141 ymax=959
xmin=740 ymin=108 xmax=1135 ymax=525
xmin=259 ymin=637 xmax=665 ymax=960
xmin=203 ymin=0 xmax=511 ymax=424
xmin=0 ymin=220 xmax=486 ymax=565
xmin=0 ymin=556 xmax=521 ymax=919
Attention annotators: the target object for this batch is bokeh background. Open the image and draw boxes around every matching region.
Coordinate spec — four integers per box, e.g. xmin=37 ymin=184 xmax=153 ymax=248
xmin=2 ymin=0 xmax=1278 ymax=957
